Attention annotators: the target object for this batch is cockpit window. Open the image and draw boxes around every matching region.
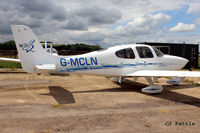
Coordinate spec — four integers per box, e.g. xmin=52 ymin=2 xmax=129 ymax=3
xmin=136 ymin=47 xmax=153 ymax=58
xmin=152 ymin=47 xmax=164 ymax=57
xmin=115 ymin=48 xmax=135 ymax=59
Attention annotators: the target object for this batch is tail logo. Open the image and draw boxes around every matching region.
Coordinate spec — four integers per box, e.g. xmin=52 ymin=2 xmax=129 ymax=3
xmin=19 ymin=39 xmax=35 ymax=53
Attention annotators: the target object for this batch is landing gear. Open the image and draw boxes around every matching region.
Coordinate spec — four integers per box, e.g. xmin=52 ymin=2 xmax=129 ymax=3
xmin=34 ymin=68 xmax=41 ymax=75
xmin=142 ymin=77 xmax=163 ymax=94
xmin=141 ymin=84 xmax=163 ymax=94
xmin=118 ymin=76 xmax=122 ymax=84
xmin=167 ymin=77 xmax=185 ymax=85
xmin=110 ymin=76 xmax=123 ymax=84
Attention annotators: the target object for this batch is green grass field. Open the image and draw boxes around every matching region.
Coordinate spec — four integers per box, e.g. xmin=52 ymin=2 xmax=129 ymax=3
xmin=0 ymin=61 xmax=21 ymax=68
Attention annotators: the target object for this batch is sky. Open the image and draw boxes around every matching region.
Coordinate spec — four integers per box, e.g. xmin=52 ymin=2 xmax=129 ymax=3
xmin=1 ymin=0 xmax=200 ymax=48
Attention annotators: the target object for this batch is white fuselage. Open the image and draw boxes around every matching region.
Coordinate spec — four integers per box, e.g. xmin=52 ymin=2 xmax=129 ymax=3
xmin=55 ymin=44 xmax=188 ymax=76
xmin=10 ymin=25 xmax=188 ymax=76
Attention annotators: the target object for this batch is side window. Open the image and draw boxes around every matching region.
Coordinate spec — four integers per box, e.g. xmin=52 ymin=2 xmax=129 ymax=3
xmin=136 ymin=47 xmax=153 ymax=58
xmin=115 ymin=48 xmax=135 ymax=59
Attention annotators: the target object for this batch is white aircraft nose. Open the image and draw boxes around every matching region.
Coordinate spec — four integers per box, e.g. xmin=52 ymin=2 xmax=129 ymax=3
xmin=181 ymin=57 xmax=189 ymax=64
xmin=163 ymin=55 xmax=189 ymax=70
xmin=175 ymin=56 xmax=189 ymax=69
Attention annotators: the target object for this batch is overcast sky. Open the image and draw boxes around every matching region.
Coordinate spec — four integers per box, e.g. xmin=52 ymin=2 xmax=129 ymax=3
xmin=1 ymin=0 xmax=200 ymax=47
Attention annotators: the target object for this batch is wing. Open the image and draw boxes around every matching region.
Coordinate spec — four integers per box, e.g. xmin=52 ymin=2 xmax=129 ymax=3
xmin=0 ymin=57 xmax=20 ymax=62
xmin=125 ymin=70 xmax=200 ymax=77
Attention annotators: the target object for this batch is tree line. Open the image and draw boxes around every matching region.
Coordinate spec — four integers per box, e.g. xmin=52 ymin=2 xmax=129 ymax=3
xmin=0 ymin=40 xmax=102 ymax=52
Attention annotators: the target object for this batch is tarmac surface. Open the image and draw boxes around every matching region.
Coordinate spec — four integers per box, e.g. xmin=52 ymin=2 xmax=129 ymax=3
xmin=0 ymin=69 xmax=200 ymax=133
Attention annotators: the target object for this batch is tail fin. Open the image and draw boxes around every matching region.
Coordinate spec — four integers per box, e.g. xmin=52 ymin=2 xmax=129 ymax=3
xmin=11 ymin=25 xmax=54 ymax=73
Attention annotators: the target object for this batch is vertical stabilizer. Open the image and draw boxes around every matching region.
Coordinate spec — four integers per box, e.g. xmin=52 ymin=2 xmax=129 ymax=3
xmin=11 ymin=25 xmax=55 ymax=73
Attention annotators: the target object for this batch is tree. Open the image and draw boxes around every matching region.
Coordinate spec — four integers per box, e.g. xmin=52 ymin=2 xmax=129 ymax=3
xmin=0 ymin=40 xmax=16 ymax=50
xmin=0 ymin=40 xmax=102 ymax=52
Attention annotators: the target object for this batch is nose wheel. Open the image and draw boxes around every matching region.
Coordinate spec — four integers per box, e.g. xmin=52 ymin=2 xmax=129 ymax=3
xmin=167 ymin=77 xmax=185 ymax=86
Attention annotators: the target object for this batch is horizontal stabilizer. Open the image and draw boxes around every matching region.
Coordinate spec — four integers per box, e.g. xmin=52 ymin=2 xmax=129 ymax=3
xmin=0 ymin=57 xmax=20 ymax=62
xmin=34 ymin=64 xmax=56 ymax=73
xmin=125 ymin=70 xmax=200 ymax=77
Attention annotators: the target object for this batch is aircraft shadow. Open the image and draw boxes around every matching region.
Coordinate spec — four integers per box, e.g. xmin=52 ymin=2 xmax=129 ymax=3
xmin=72 ymin=80 xmax=200 ymax=108
xmin=41 ymin=86 xmax=75 ymax=104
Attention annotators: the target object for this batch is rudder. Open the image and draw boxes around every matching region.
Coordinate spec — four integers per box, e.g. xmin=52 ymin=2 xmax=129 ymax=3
xmin=11 ymin=25 xmax=54 ymax=73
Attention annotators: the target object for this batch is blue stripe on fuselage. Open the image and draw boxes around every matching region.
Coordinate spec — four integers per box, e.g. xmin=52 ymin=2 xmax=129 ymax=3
xmin=59 ymin=62 xmax=163 ymax=72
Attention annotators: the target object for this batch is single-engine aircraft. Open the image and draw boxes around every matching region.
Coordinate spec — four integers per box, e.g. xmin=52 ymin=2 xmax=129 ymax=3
xmin=1 ymin=25 xmax=200 ymax=94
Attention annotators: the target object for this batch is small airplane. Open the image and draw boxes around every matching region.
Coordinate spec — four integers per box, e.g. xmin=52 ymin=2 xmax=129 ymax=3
xmin=1 ymin=25 xmax=200 ymax=94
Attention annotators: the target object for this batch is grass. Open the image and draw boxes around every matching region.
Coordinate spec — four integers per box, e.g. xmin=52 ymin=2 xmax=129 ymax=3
xmin=0 ymin=61 xmax=21 ymax=68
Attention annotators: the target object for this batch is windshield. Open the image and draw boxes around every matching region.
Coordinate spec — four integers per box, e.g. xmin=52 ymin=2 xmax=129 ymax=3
xmin=152 ymin=46 xmax=164 ymax=57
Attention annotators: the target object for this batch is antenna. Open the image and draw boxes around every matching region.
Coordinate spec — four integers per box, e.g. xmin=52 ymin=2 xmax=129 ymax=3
xmin=45 ymin=41 xmax=47 ymax=51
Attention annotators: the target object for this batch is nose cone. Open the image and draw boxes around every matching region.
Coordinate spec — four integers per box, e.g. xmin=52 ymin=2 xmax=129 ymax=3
xmin=172 ymin=56 xmax=189 ymax=69
xmin=179 ymin=57 xmax=189 ymax=68
xmin=162 ymin=55 xmax=189 ymax=70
